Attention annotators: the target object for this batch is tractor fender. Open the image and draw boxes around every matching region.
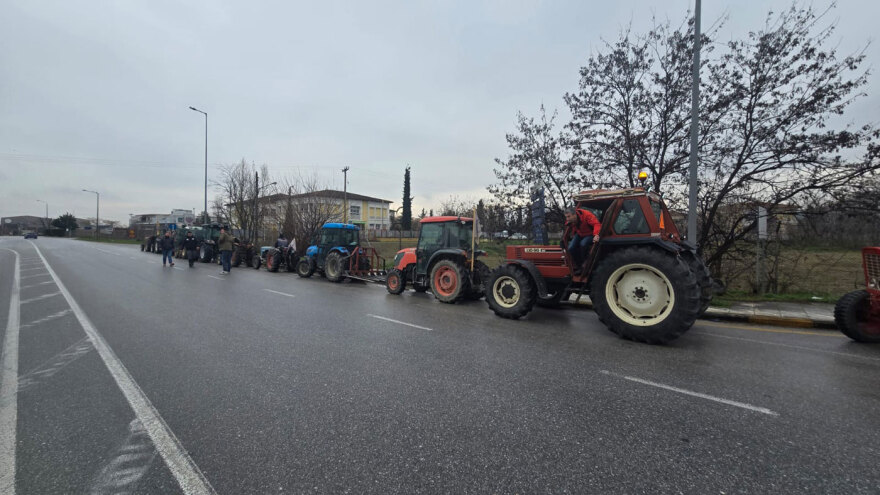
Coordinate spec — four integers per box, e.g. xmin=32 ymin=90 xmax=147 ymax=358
xmin=426 ymin=249 xmax=468 ymax=273
xmin=504 ymin=259 xmax=549 ymax=297
xmin=598 ymin=237 xmax=681 ymax=255
xmin=305 ymin=245 xmax=318 ymax=258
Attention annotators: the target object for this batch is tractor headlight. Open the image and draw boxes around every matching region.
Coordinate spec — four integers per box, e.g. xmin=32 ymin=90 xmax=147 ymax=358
xmin=393 ymin=252 xmax=404 ymax=266
xmin=870 ymin=277 xmax=878 ymax=289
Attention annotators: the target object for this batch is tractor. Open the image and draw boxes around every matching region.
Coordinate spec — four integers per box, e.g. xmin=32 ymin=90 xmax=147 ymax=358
xmin=385 ymin=216 xmax=490 ymax=303
xmin=834 ymin=247 xmax=880 ymax=343
xmin=252 ymin=245 xmax=297 ymax=273
xmin=295 ymin=223 xmax=386 ymax=282
xmin=484 ymin=184 xmax=716 ymax=344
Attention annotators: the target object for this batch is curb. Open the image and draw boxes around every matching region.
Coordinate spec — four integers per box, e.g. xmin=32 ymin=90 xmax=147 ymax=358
xmin=564 ymin=298 xmax=838 ymax=331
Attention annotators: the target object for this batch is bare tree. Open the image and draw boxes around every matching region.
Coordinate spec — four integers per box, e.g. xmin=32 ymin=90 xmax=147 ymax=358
xmin=273 ymin=172 xmax=340 ymax=254
xmin=213 ymin=159 xmax=274 ymax=243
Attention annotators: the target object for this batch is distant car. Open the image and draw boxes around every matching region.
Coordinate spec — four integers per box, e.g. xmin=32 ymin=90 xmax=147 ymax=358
xmin=24 ymin=233 xmax=37 ymax=239
xmin=509 ymin=233 xmax=528 ymax=240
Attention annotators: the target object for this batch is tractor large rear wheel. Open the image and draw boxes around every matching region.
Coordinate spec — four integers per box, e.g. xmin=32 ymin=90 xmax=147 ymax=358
xmin=683 ymin=252 xmax=714 ymax=317
xmin=268 ymin=249 xmax=282 ymax=273
xmin=486 ymin=264 xmax=537 ymax=319
xmin=430 ymin=259 xmax=468 ymax=303
xmin=325 ymin=252 xmax=345 ymax=283
xmin=590 ymin=247 xmax=700 ymax=344
xmin=835 ymin=290 xmax=880 ymax=343
xmin=385 ymin=268 xmax=406 ymax=295
xmin=252 ymin=255 xmax=262 ymax=270
xmin=285 ymin=251 xmax=297 ymax=272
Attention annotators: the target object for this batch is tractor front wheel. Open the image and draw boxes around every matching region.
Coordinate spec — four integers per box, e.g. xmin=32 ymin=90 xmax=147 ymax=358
xmin=285 ymin=251 xmax=297 ymax=272
xmin=325 ymin=252 xmax=345 ymax=283
xmin=834 ymin=290 xmax=880 ymax=343
xmin=252 ymin=255 xmax=262 ymax=270
xmin=200 ymin=245 xmax=214 ymax=263
xmin=485 ymin=264 xmax=537 ymax=319
xmin=590 ymin=247 xmax=699 ymax=344
xmin=430 ymin=260 xmax=468 ymax=303
xmin=269 ymin=249 xmax=282 ymax=273
xmin=296 ymin=258 xmax=315 ymax=278
xmin=386 ymin=268 xmax=406 ymax=295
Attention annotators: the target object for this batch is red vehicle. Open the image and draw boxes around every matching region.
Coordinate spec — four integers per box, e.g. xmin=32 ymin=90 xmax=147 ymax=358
xmin=485 ymin=185 xmax=715 ymax=344
xmin=386 ymin=216 xmax=489 ymax=303
xmin=834 ymin=247 xmax=880 ymax=343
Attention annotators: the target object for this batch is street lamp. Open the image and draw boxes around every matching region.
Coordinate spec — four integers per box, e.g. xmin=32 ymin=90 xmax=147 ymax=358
xmin=189 ymin=106 xmax=208 ymax=224
xmin=82 ymin=189 xmax=99 ymax=238
xmin=36 ymin=199 xmax=48 ymax=233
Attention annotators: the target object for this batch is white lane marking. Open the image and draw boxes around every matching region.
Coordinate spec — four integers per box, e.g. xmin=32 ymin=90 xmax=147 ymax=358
xmin=21 ymin=309 xmax=74 ymax=329
xmin=207 ymin=275 xmax=224 ymax=280
xmin=19 ymin=267 xmax=45 ymax=273
xmin=16 ymin=338 xmax=94 ymax=394
xmin=692 ymin=331 xmax=880 ymax=362
xmin=599 ymin=370 xmax=779 ymax=417
xmin=89 ymin=418 xmax=158 ymax=495
xmin=173 ymin=266 xmax=184 ymax=271
xmin=367 ymin=314 xmax=433 ymax=331
xmin=21 ymin=273 xmax=51 ymax=280
xmin=20 ymin=292 xmax=61 ymax=305
xmin=20 ymin=281 xmax=56 ymax=290
xmin=0 ymin=249 xmax=20 ymax=494
xmin=263 ymin=289 xmax=296 ymax=298
xmin=95 ymin=248 xmax=122 ymax=256
xmin=28 ymin=242 xmax=216 ymax=495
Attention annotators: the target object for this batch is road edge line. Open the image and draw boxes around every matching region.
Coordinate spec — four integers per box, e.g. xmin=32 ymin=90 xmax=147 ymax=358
xmin=28 ymin=241 xmax=216 ymax=495
xmin=0 ymin=249 xmax=20 ymax=494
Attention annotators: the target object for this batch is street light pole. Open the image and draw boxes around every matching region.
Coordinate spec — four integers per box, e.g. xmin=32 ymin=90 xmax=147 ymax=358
xmin=82 ymin=189 xmax=99 ymax=238
xmin=687 ymin=0 xmax=702 ymax=244
xmin=189 ymin=106 xmax=208 ymax=224
xmin=341 ymin=166 xmax=350 ymax=224
xmin=36 ymin=199 xmax=48 ymax=233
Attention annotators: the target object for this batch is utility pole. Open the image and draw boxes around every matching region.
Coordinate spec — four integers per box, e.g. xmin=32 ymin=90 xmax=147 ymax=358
xmin=342 ymin=166 xmax=350 ymax=224
xmin=756 ymin=206 xmax=768 ymax=295
xmin=687 ymin=0 xmax=702 ymax=243
xmin=36 ymin=199 xmax=48 ymax=233
xmin=189 ymin=106 xmax=208 ymax=224
xmin=82 ymin=189 xmax=99 ymax=238
xmin=252 ymin=171 xmax=259 ymax=244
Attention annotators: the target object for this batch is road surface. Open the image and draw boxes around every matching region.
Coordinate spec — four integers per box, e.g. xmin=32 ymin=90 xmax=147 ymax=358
xmin=0 ymin=237 xmax=878 ymax=494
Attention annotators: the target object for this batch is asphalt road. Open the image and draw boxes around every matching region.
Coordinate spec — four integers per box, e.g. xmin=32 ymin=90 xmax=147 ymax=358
xmin=0 ymin=237 xmax=878 ymax=494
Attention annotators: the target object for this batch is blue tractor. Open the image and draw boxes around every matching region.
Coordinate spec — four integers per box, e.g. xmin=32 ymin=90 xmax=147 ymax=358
xmin=295 ymin=223 xmax=385 ymax=282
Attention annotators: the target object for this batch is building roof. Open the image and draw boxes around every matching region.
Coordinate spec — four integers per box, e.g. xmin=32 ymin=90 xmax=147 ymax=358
xmin=262 ymin=189 xmax=393 ymax=204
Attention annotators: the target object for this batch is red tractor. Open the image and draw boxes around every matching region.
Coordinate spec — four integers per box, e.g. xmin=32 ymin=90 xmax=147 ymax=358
xmin=484 ymin=187 xmax=716 ymax=344
xmin=834 ymin=247 xmax=880 ymax=343
xmin=385 ymin=216 xmax=490 ymax=303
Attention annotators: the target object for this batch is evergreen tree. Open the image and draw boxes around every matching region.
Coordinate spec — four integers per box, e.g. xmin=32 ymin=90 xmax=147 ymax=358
xmin=402 ymin=166 xmax=413 ymax=230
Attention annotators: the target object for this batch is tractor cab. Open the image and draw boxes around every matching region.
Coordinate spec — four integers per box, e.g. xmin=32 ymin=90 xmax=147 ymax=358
xmin=385 ymin=216 xmax=490 ymax=303
xmin=296 ymin=223 xmax=385 ymax=282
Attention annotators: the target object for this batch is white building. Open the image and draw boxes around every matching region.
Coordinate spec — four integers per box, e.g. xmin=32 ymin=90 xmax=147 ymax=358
xmin=262 ymin=190 xmax=392 ymax=230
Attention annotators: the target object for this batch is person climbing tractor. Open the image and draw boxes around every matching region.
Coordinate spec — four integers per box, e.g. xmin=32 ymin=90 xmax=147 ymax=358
xmin=563 ymin=206 xmax=601 ymax=274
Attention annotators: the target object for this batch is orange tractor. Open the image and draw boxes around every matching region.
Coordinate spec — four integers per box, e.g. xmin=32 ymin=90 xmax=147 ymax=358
xmin=834 ymin=247 xmax=880 ymax=343
xmin=385 ymin=216 xmax=490 ymax=302
xmin=484 ymin=186 xmax=716 ymax=344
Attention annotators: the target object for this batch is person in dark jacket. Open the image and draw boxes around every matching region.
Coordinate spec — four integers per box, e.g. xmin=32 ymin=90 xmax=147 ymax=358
xmin=217 ymin=227 xmax=234 ymax=274
xmin=275 ymin=233 xmax=289 ymax=249
xmin=182 ymin=231 xmax=199 ymax=267
xmin=159 ymin=231 xmax=176 ymax=267
xmin=564 ymin=206 xmax=601 ymax=274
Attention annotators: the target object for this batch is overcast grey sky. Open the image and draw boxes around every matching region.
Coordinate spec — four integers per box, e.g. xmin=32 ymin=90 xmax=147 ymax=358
xmin=1 ymin=0 xmax=877 ymax=222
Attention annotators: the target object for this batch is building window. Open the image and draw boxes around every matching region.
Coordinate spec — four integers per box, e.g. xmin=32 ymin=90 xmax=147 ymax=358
xmin=349 ymin=205 xmax=360 ymax=218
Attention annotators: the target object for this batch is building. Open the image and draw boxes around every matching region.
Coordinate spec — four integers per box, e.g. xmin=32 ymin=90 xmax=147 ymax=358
xmin=130 ymin=209 xmax=197 ymax=228
xmin=262 ymin=190 xmax=393 ymax=230
xmin=0 ymin=215 xmax=46 ymax=235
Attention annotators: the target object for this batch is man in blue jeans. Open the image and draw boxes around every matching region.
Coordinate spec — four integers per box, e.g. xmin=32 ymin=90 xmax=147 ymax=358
xmin=564 ymin=206 xmax=601 ymax=275
xmin=217 ymin=227 xmax=234 ymax=274
xmin=159 ymin=231 xmax=175 ymax=267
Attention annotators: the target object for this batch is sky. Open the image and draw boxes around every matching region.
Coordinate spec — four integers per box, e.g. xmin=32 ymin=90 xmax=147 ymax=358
xmin=1 ymin=0 xmax=878 ymax=223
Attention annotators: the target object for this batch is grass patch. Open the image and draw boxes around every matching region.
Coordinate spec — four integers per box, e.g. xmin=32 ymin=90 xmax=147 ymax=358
xmin=74 ymin=237 xmax=141 ymax=245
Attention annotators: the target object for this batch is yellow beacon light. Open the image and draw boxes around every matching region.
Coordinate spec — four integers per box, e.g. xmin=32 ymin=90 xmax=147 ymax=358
xmin=638 ymin=171 xmax=648 ymax=182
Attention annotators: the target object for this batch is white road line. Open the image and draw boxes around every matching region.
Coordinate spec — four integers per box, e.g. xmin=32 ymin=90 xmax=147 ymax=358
xmin=28 ymin=242 xmax=216 ymax=495
xmin=207 ymin=275 xmax=224 ymax=280
xmin=19 ymin=267 xmax=45 ymax=273
xmin=367 ymin=314 xmax=433 ymax=331
xmin=89 ymin=418 xmax=158 ymax=494
xmin=20 ymin=292 xmax=61 ymax=305
xmin=21 ymin=309 xmax=74 ymax=329
xmin=95 ymin=248 xmax=122 ymax=256
xmin=16 ymin=338 xmax=94 ymax=393
xmin=20 ymin=273 xmax=50 ymax=280
xmin=599 ymin=370 xmax=779 ymax=417
xmin=20 ymin=281 xmax=55 ymax=289
xmin=692 ymin=331 xmax=880 ymax=362
xmin=263 ymin=289 xmax=296 ymax=298
xmin=0 ymin=249 xmax=20 ymax=494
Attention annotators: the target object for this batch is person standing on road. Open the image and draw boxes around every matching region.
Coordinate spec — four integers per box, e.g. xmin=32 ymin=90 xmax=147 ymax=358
xmin=564 ymin=206 xmax=601 ymax=275
xmin=217 ymin=227 xmax=234 ymax=274
xmin=160 ymin=231 xmax=175 ymax=267
xmin=182 ymin=231 xmax=199 ymax=268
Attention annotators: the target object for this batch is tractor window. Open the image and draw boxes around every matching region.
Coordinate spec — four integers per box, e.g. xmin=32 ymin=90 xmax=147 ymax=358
xmin=446 ymin=222 xmax=473 ymax=250
xmin=649 ymin=199 xmax=663 ymax=224
xmin=613 ymin=199 xmax=650 ymax=234
xmin=321 ymin=228 xmax=359 ymax=247
xmin=418 ymin=224 xmax=444 ymax=252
